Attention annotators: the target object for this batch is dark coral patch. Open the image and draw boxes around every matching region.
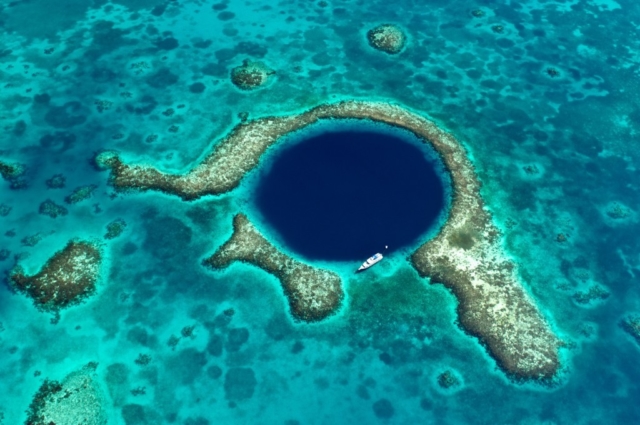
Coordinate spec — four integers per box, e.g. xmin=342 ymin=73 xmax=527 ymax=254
xmin=224 ymin=368 xmax=257 ymax=401
xmin=154 ymin=36 xmax=179 ymax=50
xmin=189 ymin=82 xmax=206 ymax=93
xmin=39 ymin=199 xmax=68 ymax=218
xmin=143 ymin=215 xmax=192 ymax=260
xmin=218 ymin=11 xmax=235 ymax=21
xmin=125 ymin=95 xmax=158 ymax=115
xmin=44 ymin=101 xmax=88 ymax=128
xmin=39 ymin=131 xmax=76 ymax=152
xmin=146 ymin=67 xmax=179 ymax=88
xmin=372 ymin=399 xmax=395 ymax=419
xmin=91 ymin=67 xmax=118 ymax=83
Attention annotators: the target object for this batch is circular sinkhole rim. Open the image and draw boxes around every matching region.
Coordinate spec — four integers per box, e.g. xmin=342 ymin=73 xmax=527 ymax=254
xmin=241 ymin=118 xmax=454 ymax=267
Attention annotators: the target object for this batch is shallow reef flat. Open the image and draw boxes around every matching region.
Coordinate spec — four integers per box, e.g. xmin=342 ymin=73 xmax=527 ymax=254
xmin=203 ymin=213 xmax=343 ymax=322
xmin=94 ymin=101 xmax=448 ymax=199
xmin=25 ymin=363 xmax=106 ymax=425
xmin=10 ymin=240 xmax=102 ymax=313
xmin=97 ymin=100 xmax=559 ymax=380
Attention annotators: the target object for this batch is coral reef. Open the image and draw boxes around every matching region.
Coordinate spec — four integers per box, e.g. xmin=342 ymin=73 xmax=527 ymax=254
xmin=104 ymin=218 xmax=127 ymax=239
xmin=437 ymin=370 xmax=461 ymax=389
xmin=45 ymin=173 xmax=66 ymax=189
xmin=0 ymin=160 xmax=25 ymax=181
xmin=573 ymin=285 xmax=609 ymax=305
xmin=65 ymin=185 xmax=98 ymax=204
xmin=24 ymin=363 xmax=106 ymax=425
xmin=606 ymin=202 xmax=630 ymax=219
xmin=204 ymin=214 xmax=343 ymax=322
xmin=0 ymin=204 xmax=11 ymax=216
xmin=224 ymin=367 xmax=257 ymax=401
xmin=134 ymin=353 xmax=152 ymax=366
xmin=372 ymin=399 xmax=395 ymax=419
xmin=0 ymin=160 xmax=27 ymax=189
xmin=546 ymin=67 xmax=560 ymax=78
xmin=39 ymin=199 xmax=69 ymax=218
xmin=22 ymin=232 xmax=48 ymax=247
xmin=366 ymin=24 xmax=406 ymax=54
xmin=230 ymin=59 xmax=275 ymax=90
xmin=130 ymin=386 xmax=146 ymax=396
xmin=96 ymin=100 xmax=559 ymax=379
xmin=181 ymin=325 xmax=196 ymax=338
xmin=621 ymin=315 xmax=640 ymax=345
xmin=10 ymin=240 xmax=102 ymax=312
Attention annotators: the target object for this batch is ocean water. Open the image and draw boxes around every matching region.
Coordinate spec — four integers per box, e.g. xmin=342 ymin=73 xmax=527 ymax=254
xmin=0 ymin=0 xmax=639 ymax=424
xmin=251 ymin=122 xmax=448 ymax=262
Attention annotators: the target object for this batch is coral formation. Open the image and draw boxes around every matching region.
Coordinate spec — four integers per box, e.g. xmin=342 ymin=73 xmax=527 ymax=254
xmin=10 ymin=240 xmax=102 ymax=312
xmin=96 ymin=100 xmax=559 ymax=379
xmin=45 ymin=173 xmax=66 ymax=189
xmin=104 ymin=218 xmax=127 ymax=239
xmin=65 ymin=184 xmax=97 ymax=204
xmin=230 ymin=59 xmax=275 ymax=90
xmin=366 ymin=24 xmax=406 ymax=54
xmin=437 ymin=370 xmax=461 ymax=389
xmin=25 ymin=363 xmax=106 ymax=425
xmin=0 ymin=204 xmax=11 ymax=216
xmin=621 ymin=315 xmax=640 ymax=345
xmin=39 ymin=199 xmax=69 ymax=218
xmin=204 ymin=214 xmax=343 ymax=322
xmin=546 ymin=67 xmax=560 ymax=78
xmin=606 ymin=202 xmax=630 ymax=219
xmin=0 ymin=160 xmax=27 ymax=189
xmin=372 ymin=399 xmax=395 ymax=419
xmin=573 ymin=285 xmax=609 ymax=305
xmin=22 ymin=232 xmax=47 ymax=247
xmin=224 ymin=367 xmax=257 ymax=401
xmin=134 ymin=353 xmax=152 ymax=366
xmin=0 ymin=160 xmax=25 ymax=181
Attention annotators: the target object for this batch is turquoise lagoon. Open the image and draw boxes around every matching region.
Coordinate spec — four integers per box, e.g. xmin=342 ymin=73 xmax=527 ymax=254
xmin=0 ymin=0 xmax=639 ymax=423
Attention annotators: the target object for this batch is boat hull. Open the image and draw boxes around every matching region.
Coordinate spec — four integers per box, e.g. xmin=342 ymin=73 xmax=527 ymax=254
xmin=357 ymin=253 xmax=383 ymax=272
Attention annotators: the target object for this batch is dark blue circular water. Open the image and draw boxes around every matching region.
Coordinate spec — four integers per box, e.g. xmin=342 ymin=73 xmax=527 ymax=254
xmin=253 ymin=127 xmax=449 ymax=261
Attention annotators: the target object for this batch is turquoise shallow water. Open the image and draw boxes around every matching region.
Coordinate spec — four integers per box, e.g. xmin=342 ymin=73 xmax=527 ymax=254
xmin=1 ymin=0 xmax=640 ymax=423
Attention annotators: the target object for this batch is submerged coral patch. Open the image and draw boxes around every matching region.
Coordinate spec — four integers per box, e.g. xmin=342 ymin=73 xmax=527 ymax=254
xmin=39 ymin=199 xmax=69 ymax=218
xmin=44 ymin=101 xmax=88 ymax=129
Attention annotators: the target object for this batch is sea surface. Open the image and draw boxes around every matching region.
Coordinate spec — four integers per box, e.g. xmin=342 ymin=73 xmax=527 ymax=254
xmin=1 ymin=0 xmax=639 ymax=423
xmin=251 ymin=122 xmax=449 ymax=262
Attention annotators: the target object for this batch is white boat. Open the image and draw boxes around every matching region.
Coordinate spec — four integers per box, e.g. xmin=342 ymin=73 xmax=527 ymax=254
xmin=357 ymin=246 xmax=388 ymax=272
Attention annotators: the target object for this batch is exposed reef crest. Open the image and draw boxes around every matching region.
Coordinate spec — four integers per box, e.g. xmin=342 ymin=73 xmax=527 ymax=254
xmin=10 ymin=240 xmax=102 ymax=312
xmin=203 ymin=214 xmax=343 ymax=322
xmin=25 ymin=363 xmax=106 ymax=425
xmin=97 ymin=100 xmax=560 ymax=380
xmin=366 ymin=24 xmax=407 ymax=54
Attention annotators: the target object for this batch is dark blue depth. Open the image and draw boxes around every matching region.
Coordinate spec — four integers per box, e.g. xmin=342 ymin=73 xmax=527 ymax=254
xmin=253 ymin=129 xmax=448 ymax=261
